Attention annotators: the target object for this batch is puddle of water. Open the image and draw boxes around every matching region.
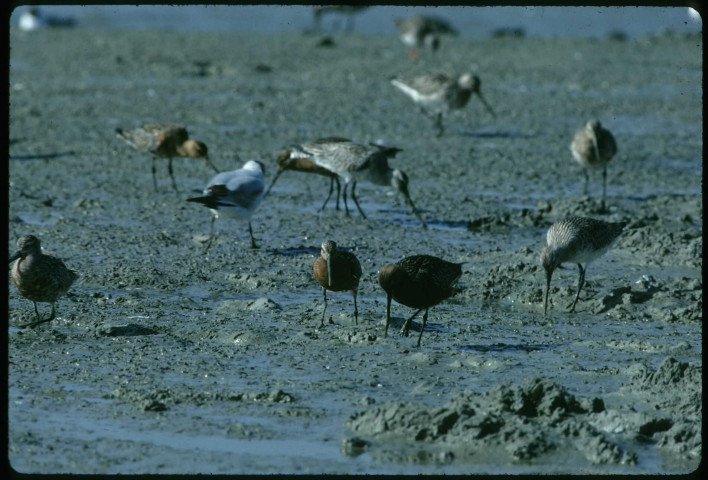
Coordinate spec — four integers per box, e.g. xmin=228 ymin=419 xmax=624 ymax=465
xmin=15 ymin=212 xmax=62 ymax=225
xmin=461 ymin=343 xmax=557 ymax=353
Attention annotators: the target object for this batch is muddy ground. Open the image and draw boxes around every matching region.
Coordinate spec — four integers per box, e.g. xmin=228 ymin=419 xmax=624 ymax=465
xmin=7 ymin=27 xmax=702 ymax=474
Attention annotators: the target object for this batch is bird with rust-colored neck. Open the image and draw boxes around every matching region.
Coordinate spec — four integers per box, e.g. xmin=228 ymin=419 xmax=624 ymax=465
xmin=264 ymin=149 xmax=342 ymax=211
xmin=9 ymin=235 xmax=78 ymax=328
xmin=116 ymin=123 xmax=218 ymax=192
xmin=378 ymin=255 xmax=462 ymax=347
xmin=312 ymin=240 xmax=362 ymax=328
xmin=541 ymin=216 xmax=626 ymax=315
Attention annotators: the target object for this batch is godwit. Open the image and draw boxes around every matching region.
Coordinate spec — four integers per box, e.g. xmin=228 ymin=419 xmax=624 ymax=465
xmin=116 ymin=123 xmax=218 ymax=192
xmin=186 ymin=160 xmax=265 ymax=250
xmin=9 ymin=235 xmax=78 ymax=328
xmin=378 ymin=255 xmax=462 ymax=347
xmin=312 ymin=240 xmax=362 ymax=328
xmin=570 ymin=120 xmax=617 ymax=212
xmin=291 ymin=138 xmax=427 ymax=228
xmin=264 ymin=149 xmax=342 ymax=211
xmin=391 ymin=72 xmax=495 ymax=137
xmin=393 ymin=15 xmax=457 ymax=60
xmin=541 ymin=216 xmax=626 ymax=315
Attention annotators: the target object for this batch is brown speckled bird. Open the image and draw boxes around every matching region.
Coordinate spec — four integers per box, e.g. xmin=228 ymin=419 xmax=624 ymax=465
xmin=9 ymin=235 xmax=78 ymax=328
xmin=541 ymin=216 xmax=626 ymax=315
xmin=264 ymin=149 xmax=342 ymax=211
xmin=116 ymin=123 xmax=218 ymax=192
xmin=570 ymin=120 xmax=617 ymax=211
xmin=312 ymin=240 xmax=362 ymax=328
xmin=378 ymin=255 xmax=462 ymax=347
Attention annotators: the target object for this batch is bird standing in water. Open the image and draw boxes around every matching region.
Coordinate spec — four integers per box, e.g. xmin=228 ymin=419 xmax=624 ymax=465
xmin=541 ymin=216 xmax=626 ymax=315
xmin=312 ymin=240 xmax=362 ymax=328
xmin=187 ymin=160 xmax=266 ymax=250
xmin=378 ymin=255 xmax=462 ymax=347
xmin=116 ymin=123 xmax=218 ymax=192
xmin=570 ymin=120 xmax=617 ymax=212
xmin=9 ymin=235 xmax=78 ymax=328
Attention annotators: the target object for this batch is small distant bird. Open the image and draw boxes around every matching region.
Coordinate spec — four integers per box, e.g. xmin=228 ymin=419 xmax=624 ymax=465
xmin=570 ymin=120 xmax=617 ymax=212
xmin=291 ymin=137 xmax=427 ymax=228
xmin=9 ymin=235 xmax=78 ymax=329
xmin=186 ymin=160 xmax=266 ymax=250
xmin=313 ymin=5 xmax=368 ymax=32
xmin=312 ymin=240 xmax=362 ymax=328
xmin=18 ymin=7 xmax=75 ymax=31
xmin=541 ymin=216 xmax=626 ymax=315
xmin=391 ymin=72 xmax=495 ymax=137
xmin=116 ymin=123 xmax=218 ymax=192
xmin=394 ymin=15 xmax=457 ymax=60
xmin=378 ymin=255 xmax=462 ymax=347
xmin=264 ymin=149 xmax=342 ymax=211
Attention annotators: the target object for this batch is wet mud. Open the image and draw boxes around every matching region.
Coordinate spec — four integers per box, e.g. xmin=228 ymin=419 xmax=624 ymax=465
xmin=8 ymin=28 xmax=702 ymax=474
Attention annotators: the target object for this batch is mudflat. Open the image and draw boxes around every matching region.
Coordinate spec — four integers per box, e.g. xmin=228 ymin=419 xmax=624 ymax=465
xmin=8 ymin=28 xmax=702 ymax=474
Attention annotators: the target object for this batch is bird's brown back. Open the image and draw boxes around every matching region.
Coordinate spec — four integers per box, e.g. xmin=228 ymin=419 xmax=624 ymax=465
xmin=379 ymin=255 xmax=461 ymax=309
xmin=313 ymin=251 xmax=361 ymax=292
xmin=12 ymin=255 xmax=77 ymax=303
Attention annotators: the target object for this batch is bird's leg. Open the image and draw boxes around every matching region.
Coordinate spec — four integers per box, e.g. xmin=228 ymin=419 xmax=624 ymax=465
xmin=400 ymin=308 xmax=423 ymax=337
xmin=435 ymin=113 xmax=444 ymax=137
xmin=320 ymin=177 xmax=335 ymax=211
xmin=351 ymin=181 xmax=367 ymax=219
xmin=335 ymin=177 xmax=341 ymax=211
xmin=568 ymin=263 xmax=586 ymax=313
xmin=582 ymin=169 xmax=590 ymax=196
xmin=33 ymin=301 xmax=42 ymax=322
xmin=167 ymin=157 xmax=179 ymax=193
xmin=342 ymin=182 xmax=351 ymax=216
xmin=248 ymin=222 xmax=259 ymax=249
xmin=600 ymin=165 xmax=607 ymax=213
xmin=416 ymin=309 xmax=429 ymax=348
xmin=204 ymin=212 xmax=216 ymax=251
xmin=320 ymin=288 xmax=328 ymax=328
xmin=352 ymin=289 xmax=358 ymax=325
xmin=20 ymin=302 xmax=54 ymax=329
xmin=151 ymin=157 xmax=158 ymax=191
xmin=384 ymin=295 xmax=392 ymax=337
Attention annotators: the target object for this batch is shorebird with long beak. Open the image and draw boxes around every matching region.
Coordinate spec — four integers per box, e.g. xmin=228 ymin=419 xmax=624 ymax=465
xmin=264 ymin=149 xmax=342 ymax=211
xmin=187 ymin=160 xmax=265 ymax=250
xmin=391 ymin=72 xmax=495 ymax=137
xmin=541 ymin=216 xmax=626 ymax=315
xmin=570 ymin=120 xmax=617 ymax=212
xmin=290 ymin=137 xmax=427 ymax=228
xmin=312 ymin=240 xmax=362 ymax=328
xmin=116 ymin=123 xmax=218 ymax=192
xmin=378 ymin=255 xmax=462 ymax=347
xmin=394 ymin=15 xmax=457 ymax=60
xmin=9 ymin=235 xmax=79 ymax=328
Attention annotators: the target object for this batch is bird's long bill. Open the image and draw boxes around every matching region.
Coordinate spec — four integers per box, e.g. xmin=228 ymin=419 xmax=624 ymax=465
xmin=385 ymin=295 xmax=392 ymax=337
xmin=204 ymin=155 xmax=220 ymax=174
xmin=544 ymin=270 xmax=552 ymax=316
xmin=476 ymin=92 xmax=496 ymax=118
xmin=264 ymin=169 xmax=283 ymax=198
xmin=325 ymin=253 xmax=332 ymax=288
xmin=8 ymin=251 xmax=20 ymax=263
xmin=403 ymin=192 xmax=427 ymax=229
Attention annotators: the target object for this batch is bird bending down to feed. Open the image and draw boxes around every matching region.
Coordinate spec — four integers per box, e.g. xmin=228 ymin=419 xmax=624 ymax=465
xmin=9 ymin=235 xmax=78 ymax=329
xmin=391 ymin=73 xmax=495 ymax=137
xmin=570 ymin=120 xmax=617 ymax=212
xmin=116 ymin=123 xmax=218 ymax=192
xmin=186 ymin=160 xmax=265 ymax=250
xmin=541 ymin=216 xmax=626 ymax=315
xmin=265 ymin=149 xmax=342 ymax=211
xmin=394 ymin=15 xmax=457 ymax=60
xmin=378 ymin=255 xmax=462 ymax=347
xmin=312 ymin=240 xmax=362 ymax=328
xmin=290 ymin=137 xmax=427 ymax=228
